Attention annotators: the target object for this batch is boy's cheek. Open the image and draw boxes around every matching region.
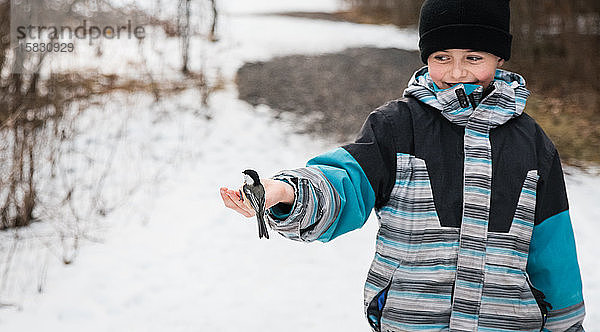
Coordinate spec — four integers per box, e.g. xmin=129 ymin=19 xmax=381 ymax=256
xmin=427 ymin=69 xmax=444 ymax=87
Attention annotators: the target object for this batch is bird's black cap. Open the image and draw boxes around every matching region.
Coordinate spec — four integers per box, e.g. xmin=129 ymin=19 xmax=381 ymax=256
xmin=242 ymin=169 xmax=261 ymax=185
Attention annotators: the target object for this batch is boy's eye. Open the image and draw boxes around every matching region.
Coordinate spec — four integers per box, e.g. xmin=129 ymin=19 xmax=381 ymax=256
xmin=434 ymin=55 xmax=450 ymax=61
xmin=466 ymin=56 xmax=483 ymax=61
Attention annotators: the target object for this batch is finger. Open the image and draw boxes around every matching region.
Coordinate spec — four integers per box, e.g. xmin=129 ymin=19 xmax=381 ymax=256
xmin=220 ymin=189 xmax=254 ymax=217
xmin=223 ymin=194 xmax=254 ymax=218
xmin=234 ymin=188 xmax=254 ymax=211
xmin=226 ymin=188 xmax=243 ymax=206
xmin=219 ymin=188 xmax=240 ymax=209
xmin=225 ymin=190 xmax=255 ymax=217
xmin=223 ymin=186 xmax=255 ymax=216
xmin=228 ymin=188 xmax=253 ymax=212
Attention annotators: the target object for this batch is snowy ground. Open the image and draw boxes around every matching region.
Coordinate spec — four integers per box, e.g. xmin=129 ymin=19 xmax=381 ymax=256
xmin=0 ymin=0 xmax=598 ymax=331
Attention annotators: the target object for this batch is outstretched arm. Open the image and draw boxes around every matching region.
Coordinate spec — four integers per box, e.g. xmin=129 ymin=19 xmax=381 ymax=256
xmin=220 ymin=103 xmax=399 ymax=243
xmin=264 ymin=108 xmax=398 ymax=242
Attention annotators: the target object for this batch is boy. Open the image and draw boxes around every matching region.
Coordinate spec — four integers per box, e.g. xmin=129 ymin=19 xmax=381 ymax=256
xmin=219 ymin=0 xmax=585 ymax=330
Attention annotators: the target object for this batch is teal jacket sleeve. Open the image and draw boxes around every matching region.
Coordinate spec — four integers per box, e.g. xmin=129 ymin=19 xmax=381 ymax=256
xmin=527 ymin=151 xmax=585 ymax=331
xmin=265 ymin=110 xmax=397 ymax=242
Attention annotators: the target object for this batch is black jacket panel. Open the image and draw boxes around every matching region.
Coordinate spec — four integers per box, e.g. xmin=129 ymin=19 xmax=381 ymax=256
xmin=346 ymin=97 xmax=563 ymax=232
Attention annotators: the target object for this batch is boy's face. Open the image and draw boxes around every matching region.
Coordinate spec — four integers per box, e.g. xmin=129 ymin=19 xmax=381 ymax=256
xmin=427 ymin=49 xmax=504 ymax=90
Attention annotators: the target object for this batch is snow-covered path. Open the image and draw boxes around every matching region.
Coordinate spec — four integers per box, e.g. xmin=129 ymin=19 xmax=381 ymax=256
xmin=0 ymin=0 xmax=598 ymax=331
xmin=0 ymin=88 xmax=378 ymax=331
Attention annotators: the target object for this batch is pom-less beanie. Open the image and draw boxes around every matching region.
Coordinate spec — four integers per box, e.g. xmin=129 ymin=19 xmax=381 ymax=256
xmin=418 ymin=0 xmax=512 ymax=63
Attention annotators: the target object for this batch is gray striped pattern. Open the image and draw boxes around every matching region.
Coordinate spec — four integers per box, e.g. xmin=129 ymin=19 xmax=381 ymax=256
xmin=545 ymin=301 xmax=586 ymax=331
xmin=266 ymin=167 xmax=341 ymax=242
xmin=403 ymin=66 xmax=530 ymax=130
xmin=364 ymin=153 xmax=542 ymax=331
xmin=372 ymin=154 xmax=459 ymax=331
xmin=477 ymin=170 xmax=542 ymax=331
xmin=449 ymin=118 xmax=494 ymax=331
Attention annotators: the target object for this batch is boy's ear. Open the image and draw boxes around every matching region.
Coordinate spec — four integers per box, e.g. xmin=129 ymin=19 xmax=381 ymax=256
xmin=497 ymin=58 xmax=505 ymax=67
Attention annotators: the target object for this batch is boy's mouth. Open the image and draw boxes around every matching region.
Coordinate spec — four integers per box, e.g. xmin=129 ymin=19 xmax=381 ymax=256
xmin=446 ymin=82 xmax=479 ymax=87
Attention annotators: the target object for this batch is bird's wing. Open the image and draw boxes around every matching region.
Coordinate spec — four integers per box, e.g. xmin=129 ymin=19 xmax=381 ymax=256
xmin=256 ymin=185 xmax=265 ymax=213
xmin=243 ymin=186 xmax=265 ymax=214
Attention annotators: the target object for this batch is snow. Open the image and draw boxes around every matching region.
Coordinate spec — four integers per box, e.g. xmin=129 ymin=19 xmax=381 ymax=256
xmin=1 ymin=0 xmax=598 ymax=330
xmin=565 ymin=167 xmax=600 ymax=326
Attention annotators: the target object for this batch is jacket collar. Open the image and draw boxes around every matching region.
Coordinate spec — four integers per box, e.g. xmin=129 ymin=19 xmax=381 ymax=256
xmin=403 ymin=66 xmax=530 ymax=129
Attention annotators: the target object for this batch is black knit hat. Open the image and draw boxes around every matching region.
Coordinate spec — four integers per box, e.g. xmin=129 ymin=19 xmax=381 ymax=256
xmin=418 ymin=0 xmax=512 ymax=63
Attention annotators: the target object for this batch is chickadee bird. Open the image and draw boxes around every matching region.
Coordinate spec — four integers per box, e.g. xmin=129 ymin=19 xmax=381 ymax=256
xmin=241 ymin=169 xmax=269 ymax=239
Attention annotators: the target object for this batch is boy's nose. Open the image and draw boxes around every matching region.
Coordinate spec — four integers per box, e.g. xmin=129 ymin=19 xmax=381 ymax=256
xmin=450 ymin=61 xmax=467 ymax=80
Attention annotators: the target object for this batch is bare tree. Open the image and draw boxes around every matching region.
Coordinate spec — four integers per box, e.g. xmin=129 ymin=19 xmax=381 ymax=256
xmin=178 ymin=0 xmax=192 ymax=74
xmin=208 ymin=0 xmax=218 ymax=42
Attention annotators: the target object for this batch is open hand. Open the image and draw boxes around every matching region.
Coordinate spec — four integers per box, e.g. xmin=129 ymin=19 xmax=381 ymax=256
xmin=219 ymin=178 xmax=294 ymax=218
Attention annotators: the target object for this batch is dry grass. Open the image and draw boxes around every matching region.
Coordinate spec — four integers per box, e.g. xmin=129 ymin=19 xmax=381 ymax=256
xmin=526 ymin=96 xmax=600 ymax=166
xmin=267 ymin=10 xmax=415 ymax=26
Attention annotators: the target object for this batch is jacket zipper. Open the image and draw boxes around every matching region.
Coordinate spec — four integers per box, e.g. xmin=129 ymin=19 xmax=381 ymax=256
xmin=526 ymin=275 xmax=552 ymax=330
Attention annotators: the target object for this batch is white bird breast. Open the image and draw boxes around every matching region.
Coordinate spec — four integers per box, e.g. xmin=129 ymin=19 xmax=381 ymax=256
xmin=243 ymin=174 xmax=254 ymax=186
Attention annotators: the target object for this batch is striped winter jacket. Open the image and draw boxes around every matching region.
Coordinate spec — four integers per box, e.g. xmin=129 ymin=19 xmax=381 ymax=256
xmin=265 ymin=67 xmax=585 ymax=332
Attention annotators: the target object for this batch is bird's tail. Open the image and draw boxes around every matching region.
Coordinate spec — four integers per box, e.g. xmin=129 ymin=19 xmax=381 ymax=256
xmin=257 ymin=212 xmax=269 ymax=239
